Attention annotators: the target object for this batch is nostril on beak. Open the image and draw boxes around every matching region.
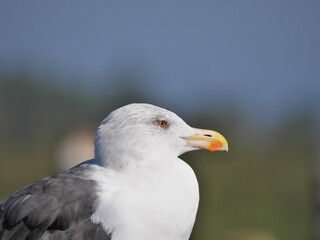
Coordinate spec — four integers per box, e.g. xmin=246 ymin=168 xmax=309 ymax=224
xmin=204 ymin=134 xmax=212 ymax=137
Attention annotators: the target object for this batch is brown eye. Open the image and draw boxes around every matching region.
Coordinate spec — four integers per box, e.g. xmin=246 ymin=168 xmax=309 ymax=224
xmin=156 ymin=120 xmax=168 ymax=129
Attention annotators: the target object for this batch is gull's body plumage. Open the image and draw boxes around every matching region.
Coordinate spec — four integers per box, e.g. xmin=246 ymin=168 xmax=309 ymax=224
xmin=90 ymin=157 xmax=198 ymax=240
xmin=0 ymin=103 xmax=228 ymax=240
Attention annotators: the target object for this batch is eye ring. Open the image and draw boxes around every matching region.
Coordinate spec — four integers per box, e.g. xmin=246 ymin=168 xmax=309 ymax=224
xmin=156 ymin=120 xmax=168 ymax=129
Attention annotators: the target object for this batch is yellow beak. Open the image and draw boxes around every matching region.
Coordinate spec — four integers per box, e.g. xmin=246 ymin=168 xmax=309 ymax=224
xmin=183 ymin=128 xmax=228 ymax=152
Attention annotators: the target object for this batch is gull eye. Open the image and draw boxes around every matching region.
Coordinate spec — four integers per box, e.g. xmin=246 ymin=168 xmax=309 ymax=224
xmin=156 ymin=120 xmax=168 ymax=129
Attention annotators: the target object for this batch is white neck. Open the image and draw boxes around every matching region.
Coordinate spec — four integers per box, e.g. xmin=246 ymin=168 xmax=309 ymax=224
xmin=90 ymin=156 xmax=199 ymax=240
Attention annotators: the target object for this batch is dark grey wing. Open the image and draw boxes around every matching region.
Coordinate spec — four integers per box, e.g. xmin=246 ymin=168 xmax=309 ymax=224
xmin=0 ymin=164 xmax=111 ymax=240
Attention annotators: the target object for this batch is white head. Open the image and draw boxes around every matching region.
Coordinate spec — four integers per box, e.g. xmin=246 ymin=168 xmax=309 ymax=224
xmin=94 ymin=103 xmax=228 ymax=169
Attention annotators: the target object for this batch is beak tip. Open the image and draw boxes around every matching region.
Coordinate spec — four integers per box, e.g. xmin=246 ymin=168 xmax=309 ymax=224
xmin=212 ymin=145 xmax=228 ymax=152
xmin=225 ymin=145 xmax=229 ymax=152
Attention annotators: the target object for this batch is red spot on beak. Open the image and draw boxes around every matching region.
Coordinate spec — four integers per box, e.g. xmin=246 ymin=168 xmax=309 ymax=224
xmin=209 ymin=141 xmax=224 ymax=151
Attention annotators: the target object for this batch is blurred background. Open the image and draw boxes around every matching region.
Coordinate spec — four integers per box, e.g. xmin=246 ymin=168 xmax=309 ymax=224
xmin=0 ymin=1 xmax=319 ymax=239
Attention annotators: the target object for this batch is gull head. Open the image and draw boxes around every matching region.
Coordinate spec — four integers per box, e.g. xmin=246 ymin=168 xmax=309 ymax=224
xmin=94 ymin=103 xmax=228 ymax=169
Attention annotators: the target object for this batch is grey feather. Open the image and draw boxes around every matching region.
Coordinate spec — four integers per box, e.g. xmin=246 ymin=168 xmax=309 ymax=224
xmin=0 ymin=164 xmax=112 ymax=240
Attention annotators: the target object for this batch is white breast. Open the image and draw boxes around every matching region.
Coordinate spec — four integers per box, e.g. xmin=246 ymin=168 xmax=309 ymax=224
xmin=90 ymin=158 xmax=199 ymax=240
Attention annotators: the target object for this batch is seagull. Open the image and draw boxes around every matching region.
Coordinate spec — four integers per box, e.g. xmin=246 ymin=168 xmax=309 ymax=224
xmin=0 ymin=103 xmax=228 ymax=240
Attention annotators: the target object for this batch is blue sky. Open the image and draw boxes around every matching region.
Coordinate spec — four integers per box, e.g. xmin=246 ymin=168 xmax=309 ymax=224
xmin=0 ymin=0 xmax=319 ymax=124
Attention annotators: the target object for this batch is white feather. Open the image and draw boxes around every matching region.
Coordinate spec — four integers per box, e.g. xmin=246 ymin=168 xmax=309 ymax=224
xmin=90 ymin=103 xmax=199 ymax=240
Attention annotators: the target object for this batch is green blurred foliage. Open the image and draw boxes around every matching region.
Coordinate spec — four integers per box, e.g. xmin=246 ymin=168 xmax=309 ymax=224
xmin=0 ymin=71 xmax=316 ymax=240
